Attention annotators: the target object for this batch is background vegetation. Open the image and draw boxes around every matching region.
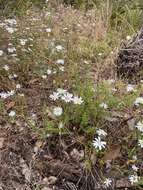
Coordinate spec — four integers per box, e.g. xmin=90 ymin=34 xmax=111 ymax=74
xmin=0 ymin=0 xmax=143 ymax=189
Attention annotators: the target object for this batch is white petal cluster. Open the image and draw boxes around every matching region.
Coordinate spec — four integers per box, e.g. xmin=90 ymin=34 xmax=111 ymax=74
xmin=134 ymin=97 xmax=143 ymax=106
xmin=135 ymin=121 xmax=143 ymax=148
xmin=132 ymin=164 xmax=139 ymax=172
xmin=5 ymin=19 xmax=17 ymax=25
xmin=53 ymin=107 xmax=63 ymax=116
xmin=93 ymin=128 xmax=107 ymax=151
xmin=8 ymin=47 xmax=16 ymax=53
xmin=59 ymin=66 xmax=65 ymax=72
xmin=9 ymin=110 xmax=16 ymax=117
xmin=56 ymin=59 xmax=65 ymax=65
xmin=0 ymin=50 xmax=4 ymax=56
xmin=20 ymin=39 xmax=28 ymax=46
xmin=126 ymin=35 xmax=131 ymax=40
xmin=129 ymin=174 xmax=139 ymax=185
xmin=93 ymin=136 xmax=106 ymax=150
xmin=0 ymin=19 xmax=17 ymax=34
xmin=135 ymin=121 xmax=143 ymax=132
xmin=3 ymin=65 xmax=9 ymax=71
xmin=103 ymin=178 xmax=112 ymax=187
xmin=61 ymin=92 xmax=73 ymax=103
xmin=49 ymin=92 xmax=60 ymax=101
xmin=0 ymin=90 xmax=15 ymax=99
xmin=16 ymin=84 xmax=21 ymax=89
xmin=47 ymin=69 xmax=52 ymax=75
xmin=138 ymin=139 xmax=143 ymax=148
xmin=72 ymin=96 xmax=84 ymax=105
xmin=99 ymin=102 xmax=108 ymax=109
xmin=55 ymin=45 xmax=64 ymax=52
xmin=42 ymin=75 xmax=47 ymax=79
xmin=126 ymin=84 xmax=136 ymax=92
xmin=50 ymin=88 xmax=84 ymax=105
xmin=8 ymin=74 xmax=18 ymax=79
xmin=96 ymin=129 xmax=107 ymax=137
xmin=46 ymin=28 xmax=51 ymax=33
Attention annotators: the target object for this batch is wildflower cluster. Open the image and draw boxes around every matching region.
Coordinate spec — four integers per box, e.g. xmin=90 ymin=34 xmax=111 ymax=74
xmin=128 ymin=156 xmax=140 ymax=185
xmin=134 ymin=97 xmax=143 ymax=106
xmin=103 ymin=178 xmax=112 ymax=188
xmin=0 ymin=18 xmax=17 ymax=34
xmin=129 ymin=174 xmax=140 ymax=185
xmin=93 ymin=129 xmax=107 ymax=151
xmin=50 ymin=88 xmax=84 ymax=105
xmin=126 ymin=84 xmax=136 ymax=92
xmin=134 ymin=121 xmax=143 ymax=148
xmin=0 ymin=90 xmax=15 ymax=99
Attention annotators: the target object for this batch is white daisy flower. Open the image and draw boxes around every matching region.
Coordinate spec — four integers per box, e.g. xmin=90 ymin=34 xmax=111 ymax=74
xmin=9 ymin=74 xmax=18 ymax=79
xmin=42 ymin=75 xmax=47 ymax=79
xmin=31 ymin=113 xmax=37 ymax=119
xmin=135 ymin=121 xmax=143 ymax=132
xmin=13 ymin=74 xmax=18 ymax=78
xmin=138 ymin=139 xmax=143 ymax=148
xmin=103 ymin=178 xmax=112 ymax=187
xmin=56 ymin=59 xmax=65 ymax=65
xmin=53 ymin=107 xmax=63 ymax=116
xmin=3 ymin=65 xmax=9 ymax=71
xmin=20 ymin=39 xmax=28 ymax=46
xmin=0 ymin=90 xmax=15 ymax=98
xmin=9 ymin=110 xmax=16 ymax=117
xmin=9 ymin=90 xmax=15 ymax=96
xmin=126 ymin=35 xmax=131 ymax=40
xmin=5 ymin=27 xmax=16 ymax=34
xmin=0 ymin=92 xmax=9 ymax=99
xmin=134 ymin=97 xmax=143 ymax=106
xmin=132 ymin=164 xmax=139 ymax=172
xmin=8 ymin=47 xmax=16 ymax=53
xmin=126 ymin=84 xmax=136 ymax=92
xmin=0 ymin=50 xmax=3 ymax=56
xmin=61 ymin=92 xmax=73 ymax=103
xmin=99 ymin=102 xmax=108 ymax=109
xmin=57 ymin=88 xmax=67 ymax=95
xmin=93 ymin=136 xmax=106 ymax=150
xmin=47 ymin=69 xmax=52 ymax=75
xmin=129 ymin=174 xmax=139 ymax=185
xmin=49 ymin=92 xmax=60 ymax=101
xmin=59 ymin=66 xmax=65 ymax=72
xmin=46 ymin=28 xmax=51 ymax=33
xmin=53 ymin=70 xmax=57 ymax=74
xmin=96 ymin=129 xmax=107 ymax=137
xmin=72 ymin=96 xmax=84 ymax=105
xmin=16 ymin=84 xmax=21 ymax=89
xmin=55 ymin=45 xmax=64 ymax=52
xmin=132 ymin=155 xmax=137 ymax=161
xmin=5 ymin=19 xmax=17 ymax=25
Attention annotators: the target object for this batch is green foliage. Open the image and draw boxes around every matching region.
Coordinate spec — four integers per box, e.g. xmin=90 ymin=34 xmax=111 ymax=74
xmin=0 ymin=0 xmax=46 ymax=16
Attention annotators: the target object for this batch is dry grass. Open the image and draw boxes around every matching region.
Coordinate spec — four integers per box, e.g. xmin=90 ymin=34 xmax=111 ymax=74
xmin=0 ymin=3 xmax=143 ymax=190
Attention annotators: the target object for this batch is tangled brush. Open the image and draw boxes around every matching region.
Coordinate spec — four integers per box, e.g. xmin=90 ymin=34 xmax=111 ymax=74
xmin=116 ymin=27 xmax=143 ymax=83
